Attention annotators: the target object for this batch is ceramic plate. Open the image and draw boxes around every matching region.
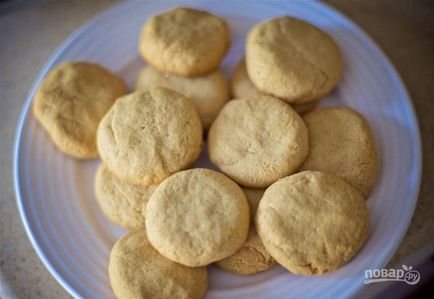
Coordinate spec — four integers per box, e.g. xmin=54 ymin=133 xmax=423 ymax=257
xmin=13 ymin=1 xmax=422 ymax=298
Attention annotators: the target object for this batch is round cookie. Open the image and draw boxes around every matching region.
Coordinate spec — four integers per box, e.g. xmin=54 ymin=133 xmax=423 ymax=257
xmin=256 ymin=171 xmax=370 ymax=275
xmin=243 ymin=188 xmax=264 ymax=222
xmin=216 ymin=188 xmax=275 ymax=275
xmin=231 ymin=59 xmax=317 ymax=115
xmin=139 ymin=7 xmax=230 ymax=76
xmin=109 ymin=231 xmax=208 ymax=299
xmin=135 ymin=66 xmax=229 ymax=129
xmin=94 ymin=164 xmax=157 ymax=229
xmin=146 ymin=168 xmax=250 ymax=267
xmin=97 ymin=88 xmax=203 ymax=186
xmin=208 ymin=96 xmax=309 ymax=188
xmin=300 ymin=107 xmax=379 ymax=198
xmin=33 ymin=62 xmax=127 ymax=158
xmin=246 ymin=17 xmax=342 ymax=104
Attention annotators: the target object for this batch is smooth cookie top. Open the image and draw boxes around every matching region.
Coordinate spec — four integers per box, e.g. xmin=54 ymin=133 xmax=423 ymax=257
xmin=246 ymin=17 xmax=342 ymax=103
xmin=145 ymin=168 xmax=250 ymax=267
xmin=139 ymin=7 xmax=230 ymax=76
xmin=97 ymin=88 xmax=203 ymax=186
xmin=109 ymin=231 xmax=208 ymax=299
xmin=94 ymin=164 xmax=157 ymax=229
xmin=231 ymin=59 xmax=317 ymax=115
xmin=136 ymin=66 xmax=229 ymax=129
xmin=33 ymin=62 xmax=127 ymax=158
xmin=208 ymin=96 xmax=309 ymax=188
xmin=256 ymin=171 xmax=369 ymax=275
xmin=300 ymin=107 xmax=379 ymax=198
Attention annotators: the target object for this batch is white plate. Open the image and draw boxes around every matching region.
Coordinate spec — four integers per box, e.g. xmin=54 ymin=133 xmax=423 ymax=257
xmin=13 ymin=1 xmax=422 ymax=298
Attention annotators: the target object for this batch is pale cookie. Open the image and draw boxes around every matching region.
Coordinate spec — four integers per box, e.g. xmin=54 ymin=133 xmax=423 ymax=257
xmin=33 ymin=62 xmax=127 ymax=158
xmin=139 ymin=7 xmax=230 ymax=76
xmin=216 ymin=188 xmax=275 ymax=275
xmin=243 ymin=188 xmax=265 ymax=222
xmin=256 ymin=171 xmax=369 ymax=275
xmin=208 ymin=96 xmax=309 ymax=188
xmin=94 ymin=164 xmax=157 ymax=229
xmin=246 ymin=17 xmax=342 ymax=104
xmin=231 ymin=59 xmax=317 ymax=115
xmin=300 ymin=107 xmax=379 ymax=198
xmin=146 ymin=168 xmax=250 ymax=267
xmin=97 ymin=88 xmax=203 ymax=186
xmin=109 ymin=231 xmax=208 ymax=299
xmin=135 ymin=66 xmax=229 ymax=129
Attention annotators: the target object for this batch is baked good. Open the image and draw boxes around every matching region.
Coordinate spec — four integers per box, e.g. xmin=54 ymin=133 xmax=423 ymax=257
xmin=97 ymin=88 xmax=203 ymax=186
xmin=208 ymin=96 xmax=308 ymax=188
xmin=135 ymin=66 xmax=229 ymax=129
xmin=300 ymin=107 xmax=379 ymax=197
xmin=139 ymin=7 xmax=230 ymax=76
xmin=145 ymin=168 xmax=250 ymax=267
xmin=94 ymin=164 xmax=156 ymax=229
xmin=230 ymin=59 xmax=317 ymax=114
xmin=216 ymin=188 xmax=275 ymax=275
xmin=109 ymin=231 xmax=208 ymax=299
xmin=33 ymin=62 xmax=127 ymax=158
xmin=256 ymin=170 xmax=369 ymax=275
xmin=246 ymin=17 xmax=342 ymax=104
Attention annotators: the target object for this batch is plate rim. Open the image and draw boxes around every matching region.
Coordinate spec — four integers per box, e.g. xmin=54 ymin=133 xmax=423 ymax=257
xmin=12 ymin=1 xmax=423 ymax=299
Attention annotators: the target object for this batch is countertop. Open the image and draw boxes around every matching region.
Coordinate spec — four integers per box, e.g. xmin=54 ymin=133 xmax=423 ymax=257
xmin=1 ymin=1 xmax=433 ymax=298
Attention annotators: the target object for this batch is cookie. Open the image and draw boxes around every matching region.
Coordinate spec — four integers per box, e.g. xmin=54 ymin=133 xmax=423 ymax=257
xmin=256 ymin=171 xmax=369 ymax=275
xmin=139 ymin=7 xmax=230 ymax=76
xmin=208 ymin=96 xmax=309 ymax=188
xmin=97 ymin=88 xmax=203 ymax=186
xmin=243 ymin=187 xmax=264 ymax=222
xmin=135 ymin=66 xmax=229 ymax=130
xmin=145 ymin=168 xmax=250 ymax=267
xmin=109 ymin=231 xmax=208 ymax=299
xmin=300 ymin=107 xmax=379 ymax=197
xmin=94 ymin=164 xmax=156 ymax=229
xmin=33 ymin=62 xmax=127 ymax=158
xmin=246 ymin=17 xmax=342 ymax=104
xmin=216 ymin=188 xmax=275 ymax=275
xmin=231 ymin=59 xmax=317 ymax=115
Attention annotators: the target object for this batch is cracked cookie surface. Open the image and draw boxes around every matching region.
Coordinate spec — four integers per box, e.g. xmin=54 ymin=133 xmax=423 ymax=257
xmin=136 ymin=66 xmax=229 ymax=130
xmin=256 ymin=171 xmax=369 ymax=275
xmin=145 ymin=168 xmax=250 ymax=267
xmin=32 ymin=62 xmax=127 ymax=158
xmin=208 ymin=96 xmax=308 ymax=188
xmin=109 ymin=231 xmax=208 ymax=299
xmin=139 ymin=7 xmax=230 ymax=76
xmin=97 ymin=88 xmax=203 ymax=186
xmin=94 ymin=164 xmax=157 ymax=229
xmin=300 ymin=107 xmax=379 ymax=198
xmin=216 ymin=188 xmax=275 ymax=275
xmin=246 ymin=17 xmax=342 ymax=104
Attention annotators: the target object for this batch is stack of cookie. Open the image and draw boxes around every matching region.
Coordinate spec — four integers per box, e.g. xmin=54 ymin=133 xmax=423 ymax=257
xmin=32 ymin=6 xmax=379 ymax=299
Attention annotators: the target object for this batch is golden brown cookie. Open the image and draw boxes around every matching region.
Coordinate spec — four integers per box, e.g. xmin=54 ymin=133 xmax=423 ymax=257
xmin=230 ymin=59 xmax=317 ymax=114
xmin=246 ymin=17 xmax=342 ymax=104
xmin=300 ymin=107 xmax=379 ymax=198
xmin=139 ymin=7 xmax=230 ymax=76
xmin=94 ymin=164 xmax=157 ymax=229
xmin=256 ymin=171 xmax=369 ymax=275
xmin=97 ymin=88 xmax=203 ymax=186
xmin=135 ymin=66 xmax=229 ymax=129
xmin=109 ymin=231 xmax=208 ymax=299
xmin=208 ymin=96 xmax=309 ymax=188
xmin=33 ymin=62 xmax=127 ymax=158
xmin=216 ymin=188 xmax=275 ymax=275
xmin=145 ymin=168 xmax=250 ymax=267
